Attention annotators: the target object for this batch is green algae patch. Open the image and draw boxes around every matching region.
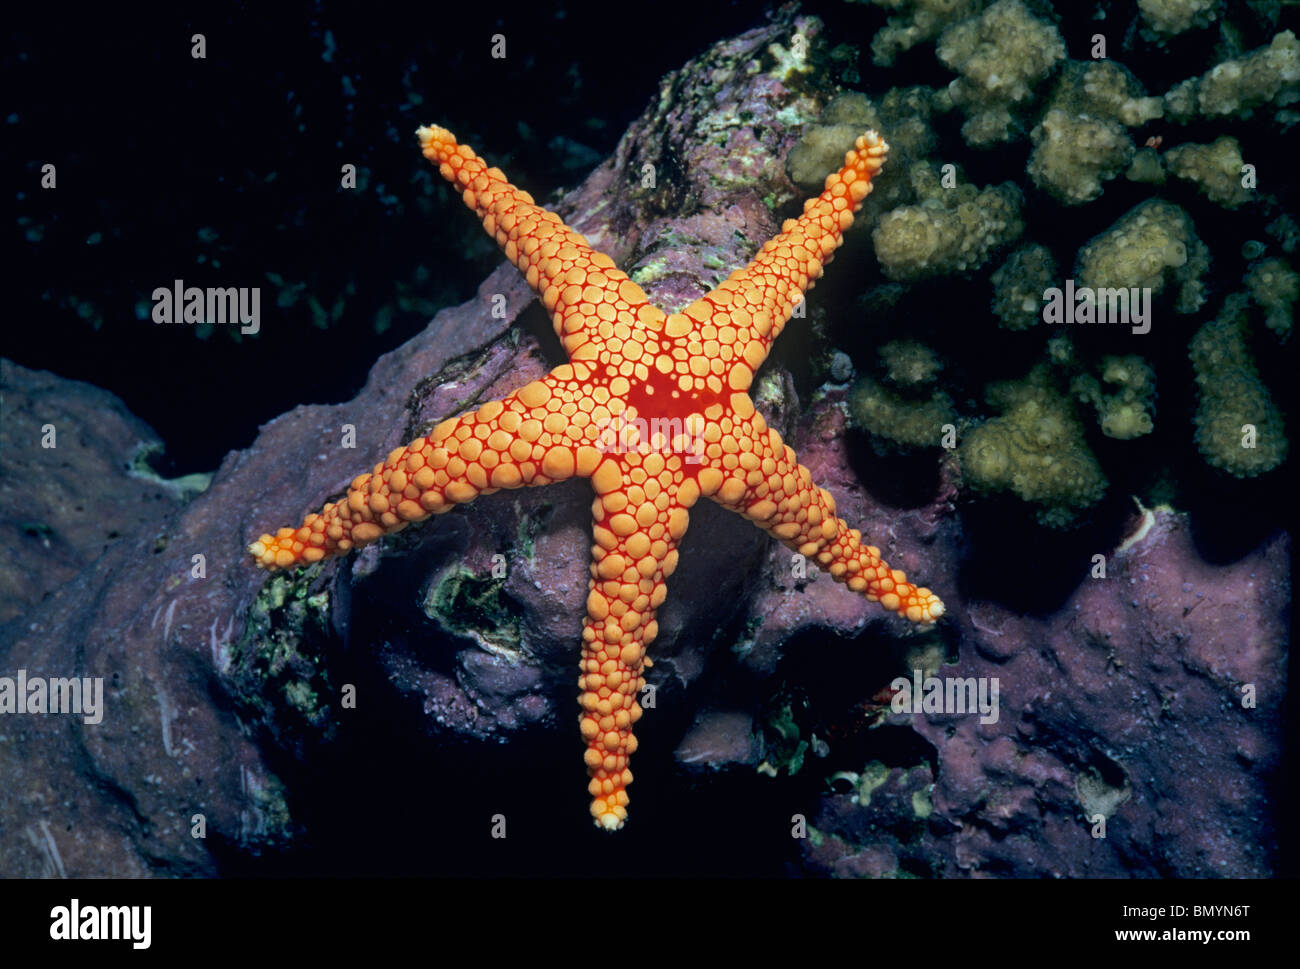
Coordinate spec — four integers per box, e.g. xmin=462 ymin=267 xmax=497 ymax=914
xmin=856 ymin=760 xmax=890 ymax=807
xmin=757 ymin=697 xmax=812 ymax=777
xmin=912 ymin=785 xmax=934 ymax=820
xmin=423 ymin=562 xmax=522 ymax=654
xmin=231 ymin=568 xmax=339 ymax=757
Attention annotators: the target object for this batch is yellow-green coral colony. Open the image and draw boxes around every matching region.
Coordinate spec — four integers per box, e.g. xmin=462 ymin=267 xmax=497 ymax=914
xmin=959 ymin=366 xmax=1108 ymax=528
xmin=1190 ymin=296 xmax=1288 ymax=477
xmin=1071 ymin=356 xmax=1157 ymax=441
xmin=1075 ymin=201 xmax=1211 ymax=315
xmin=786 ymin=0 xmax=1292 ymax=521
xmin=1245 ymin=258 xmax=1298 ymax=338
xmin=849 ymin=342 xmax=953 ymax=450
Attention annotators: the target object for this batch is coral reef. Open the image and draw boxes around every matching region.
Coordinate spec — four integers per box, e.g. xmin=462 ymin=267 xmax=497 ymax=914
xmin=786 ymin=94 xmax=881 ymax=192
xmin=1023 ymin=59 xmax=1167 ymax=203
xmin=848 ymin=341 xmax=954 ymax=450
xmin=935 ymin=0 xmax=1065 ymax=145
xmin=0 ymin=361 xmax=193 ymax=623
xmin=1 ymin=11 xmax=836 ymax=874
xmin=1189 ymin=295 xmax=1288 ymax=476
xmin=1071 ymin=355 xmax=1157 ymax=440
xmin=849 ymin=379 xmax=955 ymax=449
xmin=1137 ymin=0 xmax=1220 ymax=36
xmin=990 ymin=244 xmax=1056 ymax=330
xmin=787 ymin=89 xmax=941 ymax=216
xmin=1245 ymin=256 xmax=1297 ymax=338
xmin=1075 ymin=200 xmax=1210 ymax=314
xmin=1125 ymin=146 xmax=1166 ymax=184
xmin=958 ymin=366 xmax=1107 ymax=526
xmin=869 ymin=0 xmax=987 ymax=66
xmin=879 ymin=339 xmax=942 ymax=387
xmin=1164 ymin=30 xmax=1300 ymax=120
xmin=871 ymin=164 xmax=1023 ymax=278
xmin=1028 ymin=108 xmax=1134 ymax=205
xmin=1164 ymin=136 xmax=1253 ymax=208
xmin=1047 ymin=60 xmax=1165 ymax=127
xmin=7 ymin=0 xmax=1293 ymax=880
xmin=802 ymin=507 xmax=1287 ymax=878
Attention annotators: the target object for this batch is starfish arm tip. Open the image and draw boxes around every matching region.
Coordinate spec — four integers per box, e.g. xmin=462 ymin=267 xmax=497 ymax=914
xmin=595 ymin=813 xmax=625 ymax=832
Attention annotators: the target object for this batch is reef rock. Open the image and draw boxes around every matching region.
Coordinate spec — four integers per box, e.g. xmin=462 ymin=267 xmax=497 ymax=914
xmin=802 ymin=506 xmax=1288 ymax=877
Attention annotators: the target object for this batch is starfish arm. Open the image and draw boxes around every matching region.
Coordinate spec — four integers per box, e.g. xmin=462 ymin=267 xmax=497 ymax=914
xmin=580 ymin=457 xmax=699 ymax=830
xmin=249 ymin=371 xmax=600 ymax=570
xmin=697 ymin=414 xmax=944 ymax=624
xmin=696 ymin=132 xmax=888 ymax=374
xmin=417 ymin=125 xmax=659 ymax=359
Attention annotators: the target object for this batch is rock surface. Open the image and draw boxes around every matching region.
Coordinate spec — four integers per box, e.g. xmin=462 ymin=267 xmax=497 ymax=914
xmin=800 ymin=507 xmax=1288 ymax=877
xmin=0 ymin=361 xmax=189 ymax=624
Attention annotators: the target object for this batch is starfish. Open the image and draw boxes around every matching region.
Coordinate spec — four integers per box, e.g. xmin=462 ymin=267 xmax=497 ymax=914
xmin=250 ymin=124 xmax=945 ymax=830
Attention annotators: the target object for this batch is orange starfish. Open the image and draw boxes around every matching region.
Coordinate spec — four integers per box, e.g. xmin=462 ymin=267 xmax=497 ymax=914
xmin=250 ymin=124 xmax=945 ymax=830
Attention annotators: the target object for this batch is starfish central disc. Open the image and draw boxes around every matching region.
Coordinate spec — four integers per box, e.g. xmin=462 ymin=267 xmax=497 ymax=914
xmin=249 ymin=123 xmax=944 ymax=831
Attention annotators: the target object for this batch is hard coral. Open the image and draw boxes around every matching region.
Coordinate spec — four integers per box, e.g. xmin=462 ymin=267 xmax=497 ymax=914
xmin=1164 ymin=30 xmax=1300 ymax=120
xmin=870 ymin=0 xmax=987 ymax=67
xmin=936 ymin=0 xmax=1065 ymax=145
xmin=1164 ymin=136 xmax=1253 ymax=209
xmin=1028 ymin=108 xmax=1134 ymax=205
xmin=1075 ymin=200 xmax=1210 ymax=314
xmin=1245 ymin=257 xmax=1297 ymax=338
xmin=872 ymin=164 xmax=1023 ymax=279
xmin=959 ymin=365 xmax=1107 ymax=527
xmin=991 ymin=243 xmax=1056 ymax=330
xmin=1071 ymin=355 xmax=1157 ymax=440
xmin=1189 ymin=295 xmax=1288 ymax=477
xmin=849 ymin=377 xmax=955 ymax=449
xmin=879 ymin=339 xmax=942 ymax=387
xmin=787 ymin=90 xmax=941 ymax=217
xmin=1137 ymin=0 xmax=1220 ymax=37
xmin=1047 ymin=60 xmax=1164 ymax=128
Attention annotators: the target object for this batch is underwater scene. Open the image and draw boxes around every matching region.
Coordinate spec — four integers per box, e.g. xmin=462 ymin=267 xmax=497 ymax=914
xmin=3 ymin=0 xmax=1294 ymax=881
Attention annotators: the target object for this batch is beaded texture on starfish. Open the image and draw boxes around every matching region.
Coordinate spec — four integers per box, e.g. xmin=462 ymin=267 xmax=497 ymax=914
xmin=250 ymin=124 xmax=945 ymax=831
